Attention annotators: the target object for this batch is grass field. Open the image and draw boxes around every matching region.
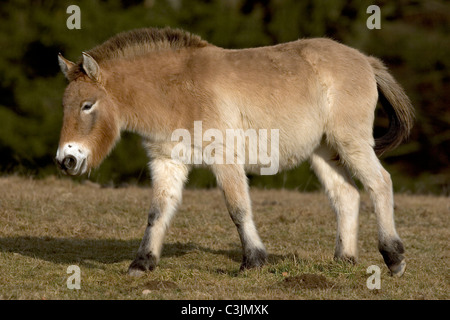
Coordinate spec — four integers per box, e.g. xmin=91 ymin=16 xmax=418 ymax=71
xmin=0 ymin=176 xmax=448 ymax=300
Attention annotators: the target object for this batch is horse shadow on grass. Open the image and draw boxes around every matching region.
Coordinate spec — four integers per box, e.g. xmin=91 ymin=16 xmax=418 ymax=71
xmin=0 ymin=236 xmax=287 ymax=270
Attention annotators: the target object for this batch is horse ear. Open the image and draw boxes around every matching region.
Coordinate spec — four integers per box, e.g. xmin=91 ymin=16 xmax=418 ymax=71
xmin=58 ymin=53 xmax=76 ymax=79
xmin=82 ymin=52 xmax=100 ymax=82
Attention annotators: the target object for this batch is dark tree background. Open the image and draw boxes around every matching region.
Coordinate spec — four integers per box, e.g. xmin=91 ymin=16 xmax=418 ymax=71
xmin=0 ymin=0 xmax=448 ymax=194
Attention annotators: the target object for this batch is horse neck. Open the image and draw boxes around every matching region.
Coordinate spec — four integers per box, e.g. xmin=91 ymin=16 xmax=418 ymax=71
xmin=103 ymin=52 xmax=195 ymax=141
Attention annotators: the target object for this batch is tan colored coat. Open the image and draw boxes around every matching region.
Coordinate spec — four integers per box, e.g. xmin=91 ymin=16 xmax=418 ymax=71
xmin=56 ymin=28 xmax=413 ymax=277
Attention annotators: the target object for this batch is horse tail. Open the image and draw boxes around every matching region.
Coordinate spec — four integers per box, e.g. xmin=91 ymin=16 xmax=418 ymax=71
xmin=368 ymin=57 xmax=415 ymax=156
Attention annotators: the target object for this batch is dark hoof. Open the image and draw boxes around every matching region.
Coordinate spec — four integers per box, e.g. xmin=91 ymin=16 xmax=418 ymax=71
xmin=240 ymin=248 xmax=268 ymax=271
xmin=127 ymin=253 xmax=158 ymax=277
xmin=334 ymin=254 xmax=357 ymax=265
xmin=389 ymin=259 xmax=406 ymax=277
xmin=379 ymin=238 xmax=406 ymax=277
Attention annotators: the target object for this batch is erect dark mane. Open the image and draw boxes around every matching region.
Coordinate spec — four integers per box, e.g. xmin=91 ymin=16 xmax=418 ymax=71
xmin=88 ymin=27 xmax=208 ymax=62
xmin=68 ymin=27 xmax=209 ymax=80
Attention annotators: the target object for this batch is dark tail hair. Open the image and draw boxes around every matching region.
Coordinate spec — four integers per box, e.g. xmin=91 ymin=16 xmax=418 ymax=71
xmin=369 ymin=57 xmax=415 ymax=156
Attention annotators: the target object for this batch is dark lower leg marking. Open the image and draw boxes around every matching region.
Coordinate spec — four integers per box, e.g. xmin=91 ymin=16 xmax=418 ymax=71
xmin=379 ymin=238 xmax=405 ymax=274
xmin=333 ymin=253 xmax=357 ymax=265
xmin=334 ymin=235 xmax=357 ymax=264
xmin=240 ymin=247 xmax=268 ymax=270
xmin=147 ymin=208 xmax=160 ymax=226
xmin=128 ymin=252 xmax=158 ymax=273
xmin=227 ymin=205 xmax=267 ymax=271
xmin=128 ymin=209 xmax=161 ymax=274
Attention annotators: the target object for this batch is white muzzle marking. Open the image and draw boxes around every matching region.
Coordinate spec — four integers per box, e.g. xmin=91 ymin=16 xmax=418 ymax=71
xmin=56 ymin=142 xmax=90 ymax=176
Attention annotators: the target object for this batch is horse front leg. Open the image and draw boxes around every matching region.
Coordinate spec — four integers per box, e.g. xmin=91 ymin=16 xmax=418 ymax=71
xmin=213 ymin=164 xmax=267 ymax=270
xmin=128 ymin=158 xmax=188 ymax=276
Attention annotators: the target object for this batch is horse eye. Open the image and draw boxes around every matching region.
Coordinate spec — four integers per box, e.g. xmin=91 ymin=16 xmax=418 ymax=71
xmin=82 ymin=102 xmax=93 ymax=111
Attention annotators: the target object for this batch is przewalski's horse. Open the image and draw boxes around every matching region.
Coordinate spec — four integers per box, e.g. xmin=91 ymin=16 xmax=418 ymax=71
xmin=56 ymin=27 xmax=413 ymax=277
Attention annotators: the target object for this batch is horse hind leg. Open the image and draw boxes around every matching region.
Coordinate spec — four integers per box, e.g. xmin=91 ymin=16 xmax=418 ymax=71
xmin=310 ymin=144 xmax=360 ymax=263
xmin=333 ymin=138 xmax=406 ymax=277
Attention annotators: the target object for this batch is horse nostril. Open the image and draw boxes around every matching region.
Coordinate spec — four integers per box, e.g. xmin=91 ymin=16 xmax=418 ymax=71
xmin=63 ymin=156 xmax=77 ymax=170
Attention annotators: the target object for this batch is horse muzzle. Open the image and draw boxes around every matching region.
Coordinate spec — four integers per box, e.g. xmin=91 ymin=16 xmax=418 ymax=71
xmin=56 ymin=142 xmax=89 ymax=176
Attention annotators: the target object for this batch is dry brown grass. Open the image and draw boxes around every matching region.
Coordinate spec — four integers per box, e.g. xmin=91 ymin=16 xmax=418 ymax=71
xmin=0 ymin=176 xmax=448 ymax=300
